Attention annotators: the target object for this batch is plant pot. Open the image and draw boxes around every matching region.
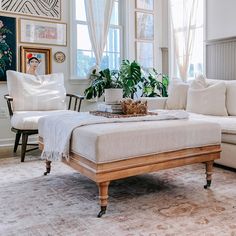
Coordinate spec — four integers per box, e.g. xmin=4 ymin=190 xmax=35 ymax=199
xmin=105 ymin=88 xmax=123 ymax=104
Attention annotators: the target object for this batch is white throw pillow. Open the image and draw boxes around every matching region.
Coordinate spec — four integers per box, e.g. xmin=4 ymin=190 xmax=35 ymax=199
xmin=166 ymin=79 xmax=189 ymax=110
xmin=224 ymin=80 xmax=236 ymax=116
xmin=7 ymin=71 xmax=66 ymax=111
xmin=186 ymin=82 xmax=228 ymax=116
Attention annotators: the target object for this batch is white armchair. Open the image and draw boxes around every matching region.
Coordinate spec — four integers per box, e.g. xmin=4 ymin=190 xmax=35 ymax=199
xmin=4 ymin=71 xmax=84 ymax=162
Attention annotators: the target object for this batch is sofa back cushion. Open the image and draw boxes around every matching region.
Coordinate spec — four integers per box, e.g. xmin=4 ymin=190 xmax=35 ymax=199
xmin=166 ymin=79 xmax=189 ymax=110
xmin=186 ymin=78 xmax=228 ymax=116
xmin=207 ymin=79 xmax=236 ymax=116
xmin=7 ymin=70 xmax=66 ymax=111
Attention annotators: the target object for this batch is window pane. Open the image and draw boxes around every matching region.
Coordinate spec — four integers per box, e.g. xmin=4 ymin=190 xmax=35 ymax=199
xmin=101 ymin=53 xmax=120 ymax=70
xmin=105 ymin=28 xmax=120 ymax=53
xmin=77 ymin=24 xmax=92 ymax=50
xmin=110 ymin=1 xmax=119 ymax=25
xmin=77 ymin=50 xmax=95 ymax=77
xmin=76 ymin=0 xmax=86 ymax=21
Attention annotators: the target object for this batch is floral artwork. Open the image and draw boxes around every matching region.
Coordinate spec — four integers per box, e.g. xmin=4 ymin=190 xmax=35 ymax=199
xmin=0 ymin=16 xmax=16 ymax=81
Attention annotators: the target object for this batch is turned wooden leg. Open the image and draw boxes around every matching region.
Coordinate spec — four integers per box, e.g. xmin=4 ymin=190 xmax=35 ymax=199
xmin=44 ymin=160 xmax=52 ymax=176
xmin=97 ymin=181 xmax=110 ymax=218
xmin=204 ymin=160 xmax=214 ymax=189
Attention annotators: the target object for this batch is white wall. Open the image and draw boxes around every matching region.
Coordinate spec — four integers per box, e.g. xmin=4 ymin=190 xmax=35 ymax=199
xmin=206 ymin=0 xmax=236 ymax=40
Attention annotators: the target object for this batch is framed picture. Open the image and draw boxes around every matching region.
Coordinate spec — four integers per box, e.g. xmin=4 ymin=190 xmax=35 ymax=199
xmin=20 ymin=19 xmax=67 ymax=46
xmin=136 ymin=42 xmax=154 ymax=68
xmin=0 ymin=16 xmax=17 ymax=82
xmin=0 ymin=0 xmax=61 ymax=20
xmin=135 ymin=12 xmax=154 ymax=40
xmin=136 ymin=0 xmax=154 ymax=10
xmin=20 ymin=46 xmax=52 ymax=75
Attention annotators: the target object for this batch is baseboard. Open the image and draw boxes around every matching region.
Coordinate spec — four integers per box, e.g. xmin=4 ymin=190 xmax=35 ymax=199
xmin=0 ymin=136 xmax=38 ymax=147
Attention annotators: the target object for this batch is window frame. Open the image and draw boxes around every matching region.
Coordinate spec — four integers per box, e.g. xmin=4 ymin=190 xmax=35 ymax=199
xmin=69 ymin=0 xmax=123 ymax=81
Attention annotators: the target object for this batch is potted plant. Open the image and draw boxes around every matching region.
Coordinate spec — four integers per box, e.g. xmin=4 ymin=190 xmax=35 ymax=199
xmin=141 ymin=69 xmax=169 ymax=97
xmin=84 ymin=68 xmax=123 ymax=104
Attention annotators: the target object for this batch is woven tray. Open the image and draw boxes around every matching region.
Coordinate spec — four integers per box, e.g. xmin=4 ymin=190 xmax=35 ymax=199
xmin=90 ymin=111 xmax=158 ymax=118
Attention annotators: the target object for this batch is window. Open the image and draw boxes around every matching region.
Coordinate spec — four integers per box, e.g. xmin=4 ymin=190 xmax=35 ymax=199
xmin=170 ymin=0 xmax=203 ymax=79
xmin=71 ymin=0 xmax=121 ymax=79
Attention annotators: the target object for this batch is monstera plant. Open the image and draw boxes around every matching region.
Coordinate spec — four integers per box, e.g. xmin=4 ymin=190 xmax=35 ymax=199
xmin=84 ymin=60 xmax=142 ymax=100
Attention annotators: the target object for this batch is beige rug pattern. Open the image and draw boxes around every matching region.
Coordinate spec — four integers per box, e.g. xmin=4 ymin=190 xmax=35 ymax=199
xmin=0 ymin=155 xmax=236 ymax=236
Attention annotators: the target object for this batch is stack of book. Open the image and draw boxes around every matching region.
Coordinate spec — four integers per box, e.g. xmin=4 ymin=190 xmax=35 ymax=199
xmin=97 ymin=103 xmax=122 ymax=113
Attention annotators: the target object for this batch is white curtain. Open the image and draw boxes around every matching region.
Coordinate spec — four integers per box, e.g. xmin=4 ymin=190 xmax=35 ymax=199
xmin=84 ymin=0 xmax=115 ymax=70
xmin=170 ymin=0 xmax=199 ymax=81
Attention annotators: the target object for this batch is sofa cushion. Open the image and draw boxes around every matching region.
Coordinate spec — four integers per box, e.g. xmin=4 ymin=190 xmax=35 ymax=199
xmin=7 ymin=70 xmax=66 ymax=111
xmin=166 ymin=79 xmax=189 ymax=110
xmin=189 ymin=113 xmax=236 ymax=134
xmin=206 ymin=78 xmax=236 ymax=116
xmin=222 ymin=134 xmax=236 ymax=145
xmin=186 ymin=80 xmax=228 ymax=116
xmin=11 ymin=110 xmax=76 ymax=130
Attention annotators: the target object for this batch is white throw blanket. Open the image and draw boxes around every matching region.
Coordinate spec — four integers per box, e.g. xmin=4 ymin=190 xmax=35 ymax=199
xmin=39 ymin=110 xmax=189 ymax=161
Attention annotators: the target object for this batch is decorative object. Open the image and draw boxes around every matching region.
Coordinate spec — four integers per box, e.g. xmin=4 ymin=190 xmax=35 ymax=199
xmin=0 ymin=0 xmax=61 ymax=20
xmin=136 ymin=41 xmax=154 ymax=68
xmin=135 ymin=12 xmax=154 ymax=40
xmin=20 ymin=46 xmax=52 ymax=75
xmin=54 ymin=51 xmax=65 ymax=63
xmin=136 ymin=0 xmax=154 ymax=10
xmin=104 ymin=88 xmax=123 ymax=104
xmin=121 ymin=99 xmax=148 ymax=115
xmin=20 ymin=19 xmax=67 ymax=46
xmin=0 ymin=16 xmax=16 ymax=81
xmin=84 ymin=60 xmax=142 ymax=100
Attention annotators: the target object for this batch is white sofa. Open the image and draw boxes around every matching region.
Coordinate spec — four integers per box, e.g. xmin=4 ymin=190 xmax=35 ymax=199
xmin=142 ymin=77 xmax=236 ymax=169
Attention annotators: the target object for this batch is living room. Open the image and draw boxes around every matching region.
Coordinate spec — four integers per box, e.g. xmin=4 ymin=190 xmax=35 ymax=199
xmin=0 ymin=0 xmax=236 ymax=235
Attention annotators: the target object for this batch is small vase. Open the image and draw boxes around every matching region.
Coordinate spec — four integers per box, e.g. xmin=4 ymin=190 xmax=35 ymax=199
xmin=105 ymin=88 xmax=123 ymax=104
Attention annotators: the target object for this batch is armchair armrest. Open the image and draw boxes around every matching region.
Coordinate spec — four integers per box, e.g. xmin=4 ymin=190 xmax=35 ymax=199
xmin=66 ymin=93 xmax=85 ymax=112
xmin=4 ymin=94 xmax=13 ymax=117
xmin=140 ymin=97 xmax=167 ymax=110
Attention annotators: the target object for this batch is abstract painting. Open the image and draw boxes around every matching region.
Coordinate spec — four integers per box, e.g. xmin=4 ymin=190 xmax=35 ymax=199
xmin=0 ymin=16 xmax=16 ymax=81
xmin=0 ymin=0 xmax=61 ymax=20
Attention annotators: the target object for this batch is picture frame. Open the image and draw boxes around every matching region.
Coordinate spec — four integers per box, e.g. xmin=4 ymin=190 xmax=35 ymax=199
xmin=19 ymin=19 xmax=67 ymax=46
xmin=0 ymin=16 xmax=17 ymax=82
xmin=20 ymin=46 xmax=52 ymax=75
xmin=136 ymin=0 xmax=154 ymax=10
xmin=135 ymin=12 xmax=154 ymax=40
xmin=0 ymin=0 xmax=61 ymax=20
xmin=136 ymin=42 xmax=154 ymax=68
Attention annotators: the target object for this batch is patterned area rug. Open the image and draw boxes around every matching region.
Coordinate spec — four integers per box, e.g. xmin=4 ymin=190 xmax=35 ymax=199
xmin=0 ymin=155 xmax=236 ymax=236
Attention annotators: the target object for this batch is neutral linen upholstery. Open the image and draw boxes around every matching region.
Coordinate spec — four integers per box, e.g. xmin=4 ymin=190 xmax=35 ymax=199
xmin=71 ymin=120 xmax=221 ymax=164
xmin=140 ymin=97 xmax=167 ymax=110
xmin=166 ymin=81 xmax=189 ymax=110
xmin=186 ymin=82 xmax=228 ymax=116
xmin=6 ymin=70 xmax=66 ymax=111
xmin=11 ymin=110 xmax=76 ymax=130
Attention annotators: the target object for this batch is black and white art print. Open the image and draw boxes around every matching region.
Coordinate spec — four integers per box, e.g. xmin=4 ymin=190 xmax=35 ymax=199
xmin=0 ymin=0 xmax=61 ymax=20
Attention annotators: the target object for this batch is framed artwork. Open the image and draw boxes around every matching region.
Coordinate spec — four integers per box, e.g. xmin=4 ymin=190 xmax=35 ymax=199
xmin=0 ymin=16 xmax=17 ymax=82
xmin=136 ymin=0 xmax=154 ymax=10
xmin=136 ymin=42 xmax=154 ymax=68
xmin=20 ymin=19 xmax=67 ymax=46
xmin=20 ymin=46 xmax=52 ymax=75
xmin=0 ymin=0 xmax=61 ymax=20
xmin=135 ymin=12 xmax=154 ymax=40
xmin=54 ymin=51 xmax=66 ymax=63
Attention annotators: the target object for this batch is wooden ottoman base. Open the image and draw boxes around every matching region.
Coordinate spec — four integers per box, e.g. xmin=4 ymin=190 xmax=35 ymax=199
xmin=40 ymin=141 xmax=221 ymax=217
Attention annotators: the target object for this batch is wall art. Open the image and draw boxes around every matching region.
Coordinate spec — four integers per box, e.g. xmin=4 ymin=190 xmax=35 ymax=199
xmin=20 ymin=46 xmax=52 ymax=75
xmin=0 ymin=0 xmax=61 ymax=20
xmin=0 ymin=16 xmax=16 ymax=81
xmin=20 ymin=19 xmax=67 ymax=46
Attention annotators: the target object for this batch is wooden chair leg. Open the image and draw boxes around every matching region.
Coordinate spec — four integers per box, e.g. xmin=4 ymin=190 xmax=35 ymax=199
xmin=13 ymin=131 xmax=21 ymax=153
xmin=21 ymin=133 xmax=28 ymax=162
xmin=97 ymin=181 xmax=110 ymax=217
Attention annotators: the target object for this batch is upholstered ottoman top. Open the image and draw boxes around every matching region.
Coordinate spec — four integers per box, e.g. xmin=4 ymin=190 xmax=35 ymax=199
xmin=71 ymin=119 xmax=221 ymax=164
